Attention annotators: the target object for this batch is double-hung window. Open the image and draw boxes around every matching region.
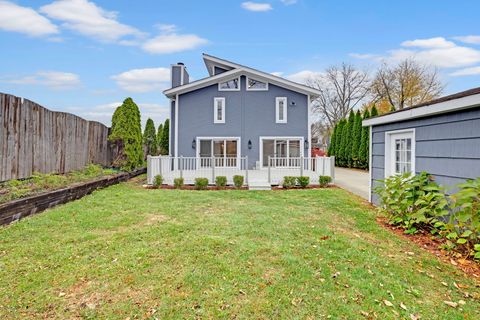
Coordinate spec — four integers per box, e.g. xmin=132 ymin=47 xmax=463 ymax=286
xmin=213 ymin=97 xmax=225 ymax=123
xmin=385 ymin=129 xmax=415 ymax=177
xmin=276 ymin=97 xmax=287 ymax=123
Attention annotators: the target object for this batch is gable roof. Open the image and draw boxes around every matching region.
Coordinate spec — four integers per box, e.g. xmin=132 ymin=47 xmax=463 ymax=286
xmin=362 ymin=87 xmax=480 ymax=127
xmin=163 ymin=54 xmax=322 ymax=98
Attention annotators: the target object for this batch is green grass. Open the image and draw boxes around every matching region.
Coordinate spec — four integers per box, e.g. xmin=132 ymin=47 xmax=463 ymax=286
xmin=0 ymin=177 xmax=479 ymax=319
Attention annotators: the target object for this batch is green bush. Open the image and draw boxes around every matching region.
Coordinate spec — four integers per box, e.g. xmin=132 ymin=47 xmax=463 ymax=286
xmin=233 ymin=175 xmax=244 ymax=189
xmin=173 ymin=177 xmax=184 ymax=189
xmin=282 ymin=176 xmax=297 ymax=189
xmin=194 ymin=178 xmax=209 ymax=190
xmin=319 ymin=176 xmax=332 ymax=187
xmin=153 ymin=175 xmax=163 ymax=188
xmin=298 ymin=176 xmax=310 ymax=188
xmin=215 ymin=176 xmax=227 ymax=188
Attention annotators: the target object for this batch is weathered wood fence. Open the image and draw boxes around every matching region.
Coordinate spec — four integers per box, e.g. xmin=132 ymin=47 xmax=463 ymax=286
xmin=0 ymin=93 xmax=114 ymax=181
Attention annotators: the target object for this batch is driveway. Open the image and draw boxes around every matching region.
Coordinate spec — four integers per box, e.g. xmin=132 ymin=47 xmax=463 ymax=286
xmin=334 ymin=167 xmax=369 ymax=200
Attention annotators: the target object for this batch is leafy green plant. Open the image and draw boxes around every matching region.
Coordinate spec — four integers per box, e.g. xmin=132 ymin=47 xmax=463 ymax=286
xmin=153 ymin=175 xmax=163 ymax=188
xmin=282 ymin=176 xmax=297 ymax=189
xmin=215 ymin=176 xmax=227 ymax=189
xmin=297 ymin=176 xmax=310 ymax=188
xmin=194 ymin=178 xmax=209 ymax=190
xmin=319 ymin=176 xmax=332 ymax=187
xmin=173 ymin=178 xmax=184 ymax=189
xmin=233 ymin=175 xmax=244 ymax=189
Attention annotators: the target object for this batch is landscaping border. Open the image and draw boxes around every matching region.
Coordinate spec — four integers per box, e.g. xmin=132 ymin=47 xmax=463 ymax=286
xmin=0 ymin=168 xmax=146 ymax=226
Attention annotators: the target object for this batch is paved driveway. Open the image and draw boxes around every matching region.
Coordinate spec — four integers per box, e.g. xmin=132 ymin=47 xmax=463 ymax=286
xmin=334 ymin=167 xmax=369 ymax=200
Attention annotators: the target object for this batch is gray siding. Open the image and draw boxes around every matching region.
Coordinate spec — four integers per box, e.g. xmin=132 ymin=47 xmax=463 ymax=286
xmin=213 ymin=66 xmax=229 ymax=75
xmin=371 ymin=106 xmax=480 ymax=204
xmin=176 ymin=75 xmax=308 ymax=168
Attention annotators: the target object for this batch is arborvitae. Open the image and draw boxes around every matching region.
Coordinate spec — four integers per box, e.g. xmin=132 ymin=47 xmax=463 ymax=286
xmin=338 ymin=119 xmax=349 ymax=167
xmin=327 ymin=124 xmax=337 ymax=157
xmin=157 ymin=123 xmax=163 ymax=154
xmin=160 ymin=119 xmax=170 ymax=155
xmin=109 ymin=97 xmax=144 ymax=171
xmin=359 ymin=109 xmax=371 ymax=169
xmin=143 ymin=118 xmax=157 ymax=156
xmin=370 ymin=105 xmax=379 ymax=117
xmin=351 ymin=110 xmax=362 ymax=168
xmin=345 ymin=110 xmax=355 ymax=167
xmin=334 ymin=120 xmax=344 ymax=166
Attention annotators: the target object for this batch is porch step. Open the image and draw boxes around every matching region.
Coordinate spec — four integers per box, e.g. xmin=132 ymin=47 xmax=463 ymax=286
xmin=248 ymin=180 xmax=272 ymax=190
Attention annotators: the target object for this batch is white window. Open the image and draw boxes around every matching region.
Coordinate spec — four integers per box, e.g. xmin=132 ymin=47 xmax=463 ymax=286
xmin=385 ymin=129 xmax=415 ymax=177
xmin=197 ymin=138 xmax=240 ymax=168
xmin=213 ymin=97 xmax=225 ymax=123
xmin=246 ymin=77 xmax=268 ymax=91
xmin=276 ymin=97 xmax=287 ymax=123
xmin=218 ymin=77 xmax=240 ymax=91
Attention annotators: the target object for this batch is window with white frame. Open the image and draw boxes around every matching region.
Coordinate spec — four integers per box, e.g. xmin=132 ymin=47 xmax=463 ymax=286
xmin=385 ymin=130 xmax=415 ymax=177
xmin=276 ymin=97 xmax=287 ymax=123
xmin=246 ymin=77 xmax=268 ymax=91
xmin=218 ymin=77 xmax=240 ymax=91
xmin=213 ymin=97 xmax=225 ymax=123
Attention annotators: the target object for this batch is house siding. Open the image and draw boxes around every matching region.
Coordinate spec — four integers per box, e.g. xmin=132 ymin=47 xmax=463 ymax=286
xmin=176 ymin=75 xmax=309 ymax=168
xmin=370 ymin=106 xmax=480 ymax=204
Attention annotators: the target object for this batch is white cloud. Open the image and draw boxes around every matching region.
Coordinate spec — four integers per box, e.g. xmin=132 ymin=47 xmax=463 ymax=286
xmin=286 ymin=70 xmax=323 ymax=84
xmin=6 ymin=71 xmax=80 ymax=90
xmin=111 ymin=67 xmax=170 ymax=93
xmin=40 ymin=0 xmax=143 ymax=43
xmin=0 ymin=1 xmax=58 ymax=37
xmin=280 ymin=0 xmax=297 ymax=5
xmin=401 ymin=37 xmax=455 ymax=49
xmin=142 ymin=25 xmax=208 ymax=54
xmin=454 ymin=35 xmax=480 ymax=45
xmin=349 ymin=53 xmax=380 ymax=60
xmin=450 ymin=66 xmax=480 ymax=76
xmin=241 ymin=2 xmax=273 ymax=12
xmin=271 ymin=71 xmax=284 ymax=77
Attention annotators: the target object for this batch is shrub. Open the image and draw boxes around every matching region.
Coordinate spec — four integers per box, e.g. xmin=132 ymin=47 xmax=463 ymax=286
xmin=233 ymin=175 xmax=244 ymax=189
xmin=194 ymin=178 xmax=209 ymax=190
xmin=298 ymin=176 xmax=310 ymax=188
xmin=282 ymin=176 xmax=297 ymax=189
xmin=153 ymin=175 xmax=163 ymax=188
xmin=319 ymin=176 xmax=332 ymax=187
xmin=215 ymin=176 xmax=227 ymax=188
xmin=173 ymin=177 xmax=184 ymax=189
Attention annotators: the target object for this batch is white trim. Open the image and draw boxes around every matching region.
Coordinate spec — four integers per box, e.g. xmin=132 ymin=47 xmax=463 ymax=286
xmin=384 ymin=129 xmax=416 ymax=178
xmin=195 ymin=136 xmax=241 ymax=169
xmin=276 ymin=97 xmax=287 ymax=123
xmin=258 ymin=136 xmax=304 ymax=169
xmin=307 ymin=95 xmax=312 ymax=158
xmin=174 ymin=94 xmax=179 ymax=160
xmin=246 ymin=76 xmax=269 ymax=91
xmin=368 ymin=126 xmax=372 ymax=202
xmin=213 ymin=97 xmax=226 ymax=123
xmin=362 ymin=93 xmax=480 ymax=127
xmin=218 ymin=76 xmax=241 ymax=91
xmin=169 ymin=101 xmax=173 ymax=156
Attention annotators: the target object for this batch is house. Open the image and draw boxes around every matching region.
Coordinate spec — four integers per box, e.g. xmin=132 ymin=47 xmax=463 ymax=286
xmin=147 ymin=54 xmax=335 ymax=187
xmin=363 ymin=87 xmax=480 ymax=204
xmin=163 ymin=54 xmax=322 ymax=170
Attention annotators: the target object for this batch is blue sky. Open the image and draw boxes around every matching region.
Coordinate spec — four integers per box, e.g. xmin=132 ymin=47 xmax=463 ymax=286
xmin=1 ymin=0 xmax=479 ymax=128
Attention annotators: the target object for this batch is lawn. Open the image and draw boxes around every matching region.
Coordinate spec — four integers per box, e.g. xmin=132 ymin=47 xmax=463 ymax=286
xmin=0 ymin=177 xmax=479 ymax=319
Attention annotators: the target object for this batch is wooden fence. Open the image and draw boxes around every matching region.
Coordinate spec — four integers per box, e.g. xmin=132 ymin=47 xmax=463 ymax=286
xmin=0 ymin=93 xmax=113 ymax=181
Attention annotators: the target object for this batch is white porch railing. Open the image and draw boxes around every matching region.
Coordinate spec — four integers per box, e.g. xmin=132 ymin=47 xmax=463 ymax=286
xmin=147 ymin=156 xmax=335 ymax=186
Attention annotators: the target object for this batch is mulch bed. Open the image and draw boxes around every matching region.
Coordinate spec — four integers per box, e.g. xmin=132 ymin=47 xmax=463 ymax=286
xmin=376 ymin=216 xmax=480 ymax=280
xmin=144 ymin=184 xmax=336 ymax=191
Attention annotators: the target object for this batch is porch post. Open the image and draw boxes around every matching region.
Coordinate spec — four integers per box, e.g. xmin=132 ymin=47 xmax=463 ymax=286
xmin=211 ymin=156 xmax=215 ymax=183
xmin=245 ymin=156 xmax=249 ymax=185
xmin=300 ymin=156 xmax=304 ymax=177
xmin=268 ymin=156 xmax=271 ymax=184
xmin=180 ymin=156 xmax=183 ymax=179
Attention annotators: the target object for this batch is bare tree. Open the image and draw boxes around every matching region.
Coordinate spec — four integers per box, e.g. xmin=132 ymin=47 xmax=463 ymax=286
xmin=306 ymin=63 xmax=371 ymax=128
xmin=372 ymin=58 xmax=444 ymax=110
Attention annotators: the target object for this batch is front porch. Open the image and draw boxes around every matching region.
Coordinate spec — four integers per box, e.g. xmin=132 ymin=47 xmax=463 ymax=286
xmin=147 ymin=156 xmax=335 ymax=187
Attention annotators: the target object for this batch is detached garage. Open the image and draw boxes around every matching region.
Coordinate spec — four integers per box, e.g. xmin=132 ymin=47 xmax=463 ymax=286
xmin=363 ymin=87 xmax=480 ymax=204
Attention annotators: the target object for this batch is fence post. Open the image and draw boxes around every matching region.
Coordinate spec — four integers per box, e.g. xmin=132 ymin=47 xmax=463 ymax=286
xmin=147 ymin=155 xmax=152 ymax=184
xmin=159 ymin=156 xmax=162 ymax=176
xmin=330 ymin=156 xmax=335 ymax=183
xmin=268 ymin=156 xmax=271 ymax=184
xmin=211 ymin=156 xmax=215 ymax=183
xmin=245 ymin=156 xmax=249 ymax=185
xmin=180 ymin=156 xmax=183 ymax=179
xmin=300 ymin=156 xmax=304 ymax=177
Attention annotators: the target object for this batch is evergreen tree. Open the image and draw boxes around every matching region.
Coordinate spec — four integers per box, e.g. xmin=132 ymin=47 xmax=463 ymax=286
xmin=351 ymin=110 xmax=362 ymax=168
xmin=327 ymin=124 xmax=337 ymax=157
xmin=338 ymin=119 xmax=348 ymax=166
xmin=359 ymin=109 xmax=371 ymax=169
xmin=143 ymin=118 xmax=157 ymax=156
xmin=160 ymin=119 xmax=170 ymax=155
xmin=345 ymin=110 xmax=355 ymax=167
xmin=109 ymin=97 xmax=144 ymax=171
xmin=157 ymin=123 xmax=163 ymax=154
xmin=370 ymin=105 xmax=379 ymax=117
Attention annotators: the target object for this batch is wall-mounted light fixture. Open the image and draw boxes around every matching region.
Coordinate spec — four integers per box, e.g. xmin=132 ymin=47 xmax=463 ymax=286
xmin=192 ymin=139 xmax=196 ymax=149
xmin=304 ymin=139 xmax=309 ymax=149
xmin=248 ymin=140 xmax=252 ymax=150
xmin=290 ymin=101 xmax=296 ymax=106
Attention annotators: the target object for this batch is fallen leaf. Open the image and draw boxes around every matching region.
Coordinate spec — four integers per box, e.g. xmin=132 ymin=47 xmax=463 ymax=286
xmin=58 ymin=292 xmax=66 ymax=297
xmin=400 ymin=302 xmax=407 ymax=310
xmin=441 ymin=282 xmax=448 ymax=287
xmin=332 ymin=272 xmax=340 ymax=278
xmin=360 ymin=310 xmax=369 ymax=317
xmin=458 ymin=300 xmax=466 ymax=305
xmin=410 ymin=314 xmax=420 ymax=320
xmin=405 ymin=251 xmax=415 ymax=256
xmin=450 ymin=259 xmax=458 ymax=266
xmin=383 ymin=300 xmax=394 ymax=307
xmin=443 ymin=301 xmax=458 ymax=308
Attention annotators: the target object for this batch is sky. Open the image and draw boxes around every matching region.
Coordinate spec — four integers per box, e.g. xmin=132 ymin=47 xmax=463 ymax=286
xmin=1 ymin=0 xmax=480 ymax=128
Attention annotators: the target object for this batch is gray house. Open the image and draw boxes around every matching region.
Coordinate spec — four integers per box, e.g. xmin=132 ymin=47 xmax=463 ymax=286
xmin=363 ymin=87 xmax=480 ymax=204
xmin=163 ymin=54 xmax=322 ymax=170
